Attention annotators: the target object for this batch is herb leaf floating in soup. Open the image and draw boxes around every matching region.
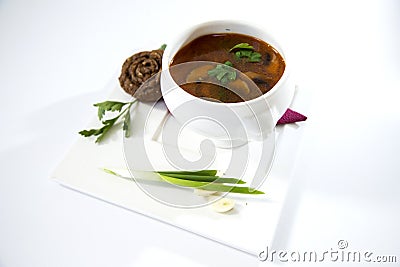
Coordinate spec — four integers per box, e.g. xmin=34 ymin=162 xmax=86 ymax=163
xmin=229 ymin=43 xmax=262 ymax=63
xmin=229 ymin=42 xmax=254 ymax=51
xmin=207 ymin=61 xmax=237 ymax=84
xmin=170 ymin=33 xmax=285 ymax=103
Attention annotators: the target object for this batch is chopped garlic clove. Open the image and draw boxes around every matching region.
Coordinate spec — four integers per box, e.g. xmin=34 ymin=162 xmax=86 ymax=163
xmin=212 ymin=198 xmax=235 ymax=213
xmin=194 ymin=188 xmax=217 ymax=196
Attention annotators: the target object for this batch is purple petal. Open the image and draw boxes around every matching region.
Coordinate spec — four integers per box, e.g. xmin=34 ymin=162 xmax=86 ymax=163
xmin=277 ymin=109 xmax=307 ymax=125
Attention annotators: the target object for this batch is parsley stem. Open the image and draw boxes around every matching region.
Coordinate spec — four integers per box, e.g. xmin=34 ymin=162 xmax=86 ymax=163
xmin=118 ymin=100 xmax=136 ymax=119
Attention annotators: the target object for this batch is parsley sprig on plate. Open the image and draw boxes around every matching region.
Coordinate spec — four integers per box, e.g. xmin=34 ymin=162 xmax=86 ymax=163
xmin=79 ymin=100 xmax=137 ymax=143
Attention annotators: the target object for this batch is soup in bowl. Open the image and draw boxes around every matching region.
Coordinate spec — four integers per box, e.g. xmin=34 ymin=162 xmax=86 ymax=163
xmin=161 ymin=20 xmax=295 ymax=147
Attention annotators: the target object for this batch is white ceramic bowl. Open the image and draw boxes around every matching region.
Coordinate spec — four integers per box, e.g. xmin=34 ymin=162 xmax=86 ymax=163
xmin=161 ymin=20 xmax=295 ymax=147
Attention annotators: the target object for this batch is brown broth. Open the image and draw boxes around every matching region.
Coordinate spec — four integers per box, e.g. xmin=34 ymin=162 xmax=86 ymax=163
xmin=170 ymin=33 xmax=285 ymax=103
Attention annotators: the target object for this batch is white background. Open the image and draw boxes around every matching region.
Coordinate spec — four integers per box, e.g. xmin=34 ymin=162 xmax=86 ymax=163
xmin=0 ymin=0 xmax=399 ymax=266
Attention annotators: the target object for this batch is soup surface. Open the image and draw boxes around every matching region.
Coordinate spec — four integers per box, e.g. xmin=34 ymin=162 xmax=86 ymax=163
xmin=170 ymin=33 xmax=285 ymax=103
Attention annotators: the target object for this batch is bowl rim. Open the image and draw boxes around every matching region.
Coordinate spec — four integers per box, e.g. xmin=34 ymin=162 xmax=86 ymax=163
xmin=161 ymin=19 xmax=290 ymax=108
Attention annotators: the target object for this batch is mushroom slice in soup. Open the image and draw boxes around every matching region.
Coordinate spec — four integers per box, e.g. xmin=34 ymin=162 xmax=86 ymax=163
xmin=244 ymin=71 xmax=273 ymax=84
xmin=227 ymin=79 xmax=250 ymax=95
xmin=186 ymin=65 xmax=214 ymax=83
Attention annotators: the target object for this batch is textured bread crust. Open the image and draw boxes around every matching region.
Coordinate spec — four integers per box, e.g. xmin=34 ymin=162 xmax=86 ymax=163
xmin=118 ymin=49 xmax=163 ymax=102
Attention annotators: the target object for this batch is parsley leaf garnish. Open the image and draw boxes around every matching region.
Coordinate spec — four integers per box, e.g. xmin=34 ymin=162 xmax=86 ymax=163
xmin=249 ymin=52 xmax=262 ymax=62
xmin=208 ymin=61 xmax=237 ymax=84
xmin=224 ymin=60 xmax=233 ymax=67
xmin=229 ymin=43 xmax=262 ymax=63
xmin=94 ymin=101 xmax=126 ymax=120
xmin=79 ymin=100 xmax=137 ymax=143
xmin=229 ymin=43 xmax=254 ymax=52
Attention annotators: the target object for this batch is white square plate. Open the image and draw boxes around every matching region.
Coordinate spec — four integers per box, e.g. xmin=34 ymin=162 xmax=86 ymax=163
xmin=51 ymin=78 xmax=309 ymax=256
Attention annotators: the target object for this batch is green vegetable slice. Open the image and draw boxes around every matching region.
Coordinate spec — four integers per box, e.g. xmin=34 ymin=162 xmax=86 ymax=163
xmin=158 ymin=173 xmax=245 ymax=184
xmin=160 ymin=175 xmax=264 ymax=194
